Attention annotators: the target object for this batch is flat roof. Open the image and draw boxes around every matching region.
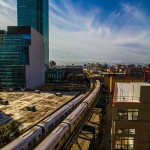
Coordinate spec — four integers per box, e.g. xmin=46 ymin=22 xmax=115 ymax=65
xmin=115 ymin=82 xmax=150 ymax=103
xmin=0 ymin=91 xmax=77 ymax=129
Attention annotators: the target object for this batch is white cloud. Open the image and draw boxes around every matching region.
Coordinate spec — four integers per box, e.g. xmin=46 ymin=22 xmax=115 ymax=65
xmin=0 ymin=0 xmax=17 ymax=30
xmin=121 ymin=3 xmax=146 ymax=21
xmin=49 ymin=1 xmax=150 ymax=64
xmin=0 ymin=0 xmax=150 ymax=64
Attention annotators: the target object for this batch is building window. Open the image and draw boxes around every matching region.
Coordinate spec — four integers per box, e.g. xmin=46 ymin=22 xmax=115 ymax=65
xmin=115 ymin=137 xmax=134 ymax=150
xmin=117 ymin=109 xmax=138 ymax=121
xmin=116 ymin=129 xmax=135 ymax=134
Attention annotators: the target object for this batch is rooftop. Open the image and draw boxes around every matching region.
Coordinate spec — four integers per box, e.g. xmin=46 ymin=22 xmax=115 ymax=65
xmin=114 ymin=82 xmax=150 ymax=103
xmin=0 ymin=90 xmax=77 ymax=130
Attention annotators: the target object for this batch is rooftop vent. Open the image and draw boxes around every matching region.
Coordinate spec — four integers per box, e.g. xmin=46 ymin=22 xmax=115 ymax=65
xmin=26 ymin=105 xmax=36 ymax=112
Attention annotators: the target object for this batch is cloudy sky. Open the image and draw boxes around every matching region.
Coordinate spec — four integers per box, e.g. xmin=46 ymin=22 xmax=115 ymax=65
xmin=0 ymin=0 xmax=150 ymax=65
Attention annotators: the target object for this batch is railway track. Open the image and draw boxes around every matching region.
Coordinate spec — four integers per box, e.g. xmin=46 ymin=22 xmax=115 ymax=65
xmin=35 ymin=80 xmax=101 ymax=150
xmin=62 ymin=82 xmax=101 ymax=150
xmin=2 ymin=72 xmax=96 ymax=150
xmin=23 ymin=73 xmax=94 ymax=133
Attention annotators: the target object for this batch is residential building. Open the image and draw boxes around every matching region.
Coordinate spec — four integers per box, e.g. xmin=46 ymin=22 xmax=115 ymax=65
xmin=115 ymin=64 xmax=122 ymax=70
xmin=125 ymin=67 xmax=145 ymax=78
xmin=84 ymin=63 xmax=102 ymax=73
xmin=0 ymin=26 xmax=45 ymax=89
xmin=112 ymin=82 xmax=150 ymax=150
xmin=17 ymin=0 xmax=49 ymax=65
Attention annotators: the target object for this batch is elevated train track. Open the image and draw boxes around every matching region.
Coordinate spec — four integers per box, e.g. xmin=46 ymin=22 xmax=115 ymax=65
xmin=35 ymin=79 xmax=101 ymax=150
xmin=63 ymin=83 xmax=101 ymax=150
xmin=23 ymin=72 xmax=94 ymax=133
xmin=2 ymin=72 xmax=99 ymax=150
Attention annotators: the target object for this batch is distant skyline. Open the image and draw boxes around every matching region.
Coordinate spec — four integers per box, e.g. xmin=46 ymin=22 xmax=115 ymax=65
xmin=0 ymin=0 xmax=150 ymax=65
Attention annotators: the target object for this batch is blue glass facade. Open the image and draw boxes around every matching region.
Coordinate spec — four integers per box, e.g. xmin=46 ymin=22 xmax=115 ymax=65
xmin=47 ymin=68 xmax=65 ymax=81
xmin=0 ymin=34 xmax=31 ymax=65
xmin=0 ymin=66 xmax=25 ymax=88
xmin=0 ymin=33 xmax=31 ymax=88
xmin=17 ymin=0 xmax=49 ymax=65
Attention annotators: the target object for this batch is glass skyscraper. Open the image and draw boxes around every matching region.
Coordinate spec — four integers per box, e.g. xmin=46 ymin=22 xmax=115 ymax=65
xmin=0 ymin=26 xmax=45 ymax=89
xmin=0 ymin=28 xmax=31 ymax=88
xmin=17 ymin=0 xmax=49 ymax=65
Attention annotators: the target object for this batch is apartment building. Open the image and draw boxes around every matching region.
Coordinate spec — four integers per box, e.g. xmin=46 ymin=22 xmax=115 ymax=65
xmin=112 ymin=82 xmax=150 ymax=150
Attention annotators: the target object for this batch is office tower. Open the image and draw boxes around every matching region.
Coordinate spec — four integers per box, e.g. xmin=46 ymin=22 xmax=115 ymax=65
xmin=112 ymin=82 xmax=150 ymax=150
xmin=17 ymin=0 xmax=49 ymax=65
xmin=0 ymin=26 xmax=45 ymax=89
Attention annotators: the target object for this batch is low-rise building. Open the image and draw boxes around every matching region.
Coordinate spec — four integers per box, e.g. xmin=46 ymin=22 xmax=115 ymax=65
xmin=84 ymin=63 xmax=102 ymax=73
xmin=68 ymin=74 xmax=85 ymax=83
xmin=46 ymin=65 xmax=83 ymax=82
xmin=112 ymin=82 xmax=150 ymax=150
xmin=46 ymin=67 xmax=66 ymax=82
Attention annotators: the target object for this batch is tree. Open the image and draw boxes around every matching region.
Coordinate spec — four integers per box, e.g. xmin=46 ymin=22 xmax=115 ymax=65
xmin=0 ymin=121 xmax=21 ymax=148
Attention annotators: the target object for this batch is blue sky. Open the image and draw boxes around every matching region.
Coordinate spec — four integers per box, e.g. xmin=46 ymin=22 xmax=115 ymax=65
xmin=0 ymin=0 xmax=150 ymax=64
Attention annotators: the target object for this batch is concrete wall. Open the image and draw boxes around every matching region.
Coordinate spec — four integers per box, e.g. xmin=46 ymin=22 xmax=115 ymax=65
xmin=26 ymin=28 xmax=45 ymax=89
